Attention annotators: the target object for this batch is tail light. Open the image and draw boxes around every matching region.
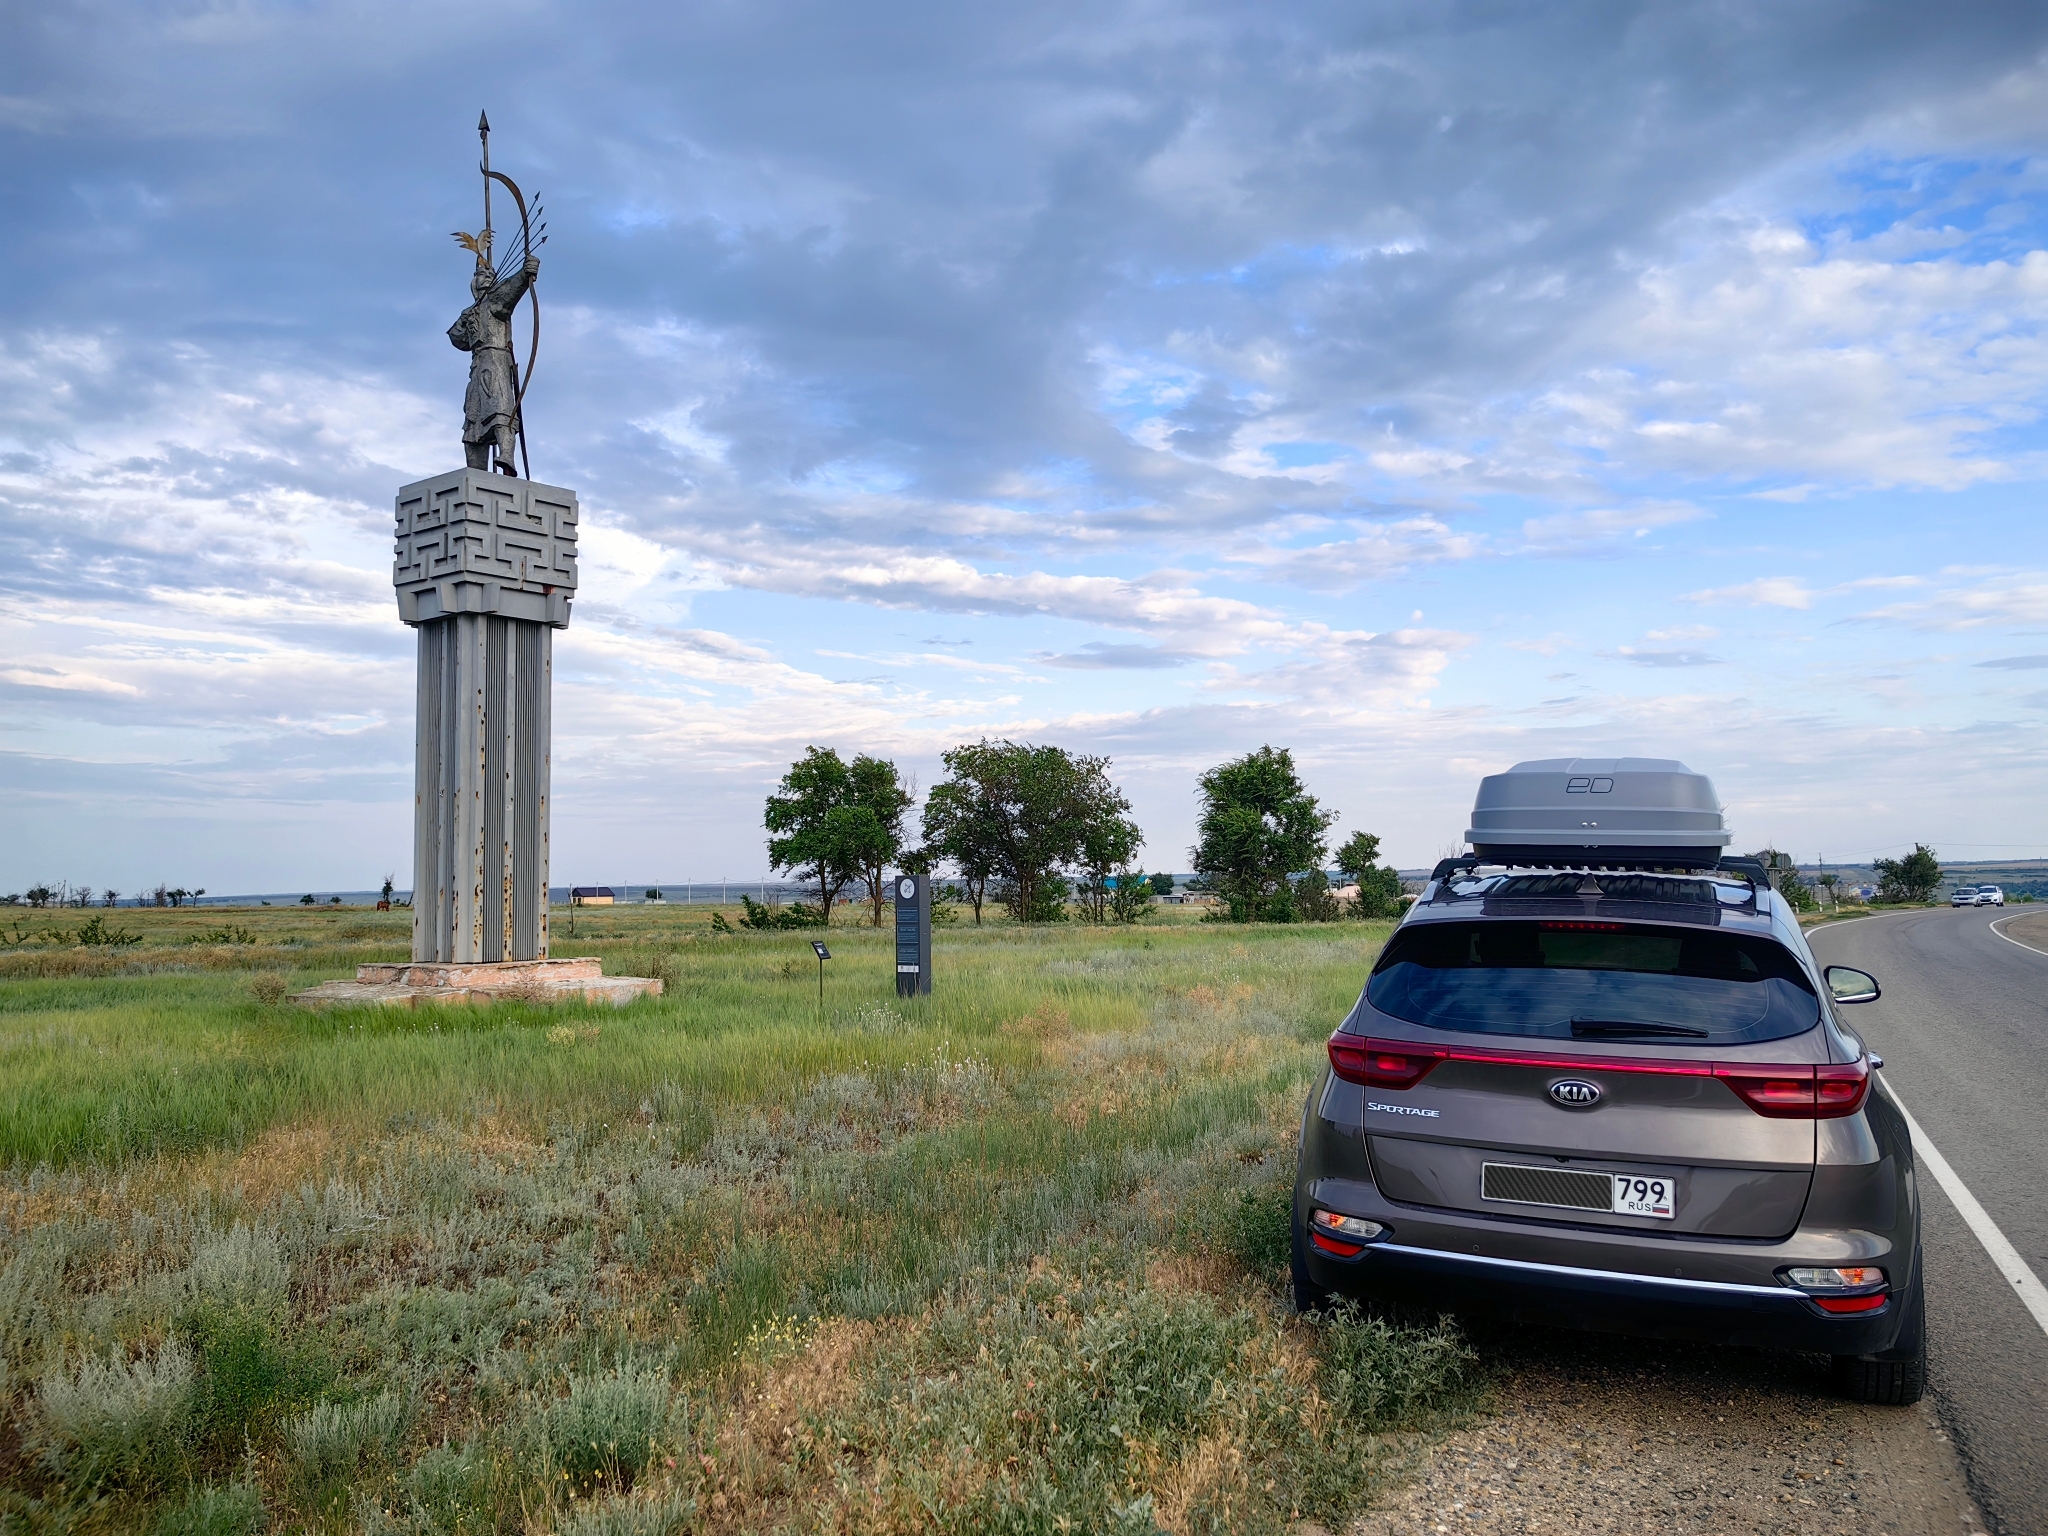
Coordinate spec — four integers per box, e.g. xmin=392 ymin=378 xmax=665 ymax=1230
xmin=1718 ymin=1060 xmax=1869 ymax=1119
xmin=1309 ymin=1209 xmax=1384 ymax=1258
xmin=1781 ymin=1265 xmax=1887 ymax=1313
xmin=1328 ymin=1037 xmax=1446 ymax=1089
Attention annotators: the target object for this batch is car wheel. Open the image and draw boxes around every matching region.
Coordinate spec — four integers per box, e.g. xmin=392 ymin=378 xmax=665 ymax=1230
xmin=1832 ymin=1263 xmax=1926 ymax=1406
xmin=1290 ymin=1205 xmax=1333 ymax=1314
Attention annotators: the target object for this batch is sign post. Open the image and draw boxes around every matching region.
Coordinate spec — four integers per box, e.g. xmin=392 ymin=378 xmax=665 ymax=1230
xmin=811 ymin=939 xmax=831 ymax=1014
xmin=893 ymin=874 xmax=932 ymax=998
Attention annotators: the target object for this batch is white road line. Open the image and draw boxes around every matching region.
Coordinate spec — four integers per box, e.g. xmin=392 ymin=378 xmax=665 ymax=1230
xmin=1885 ymin=1082 xmax=2048 ymax=1340
xmin=1988 ymin=915 xmax=2048 ymax=960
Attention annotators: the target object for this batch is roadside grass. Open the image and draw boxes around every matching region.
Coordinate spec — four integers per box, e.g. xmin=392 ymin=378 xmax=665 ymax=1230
xmin=0 ymin=908 xmax=1485 ymax=1532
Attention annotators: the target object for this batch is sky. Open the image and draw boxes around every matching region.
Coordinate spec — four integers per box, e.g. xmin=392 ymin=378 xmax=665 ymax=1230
xmin=5 ymin=0 xmax=2048 ymax=895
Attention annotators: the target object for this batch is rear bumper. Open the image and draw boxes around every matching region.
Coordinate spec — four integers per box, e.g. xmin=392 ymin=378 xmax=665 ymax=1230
xmin=1305 ymin=1238 xmax=1904 ymax=1354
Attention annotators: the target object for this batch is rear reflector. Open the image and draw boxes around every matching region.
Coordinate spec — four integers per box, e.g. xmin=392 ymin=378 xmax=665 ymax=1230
xmin=1812 ymin=1293 xmax=1888 ymax=1314
xmin=1309 ymin=1230 xmax=1365 ymax=1258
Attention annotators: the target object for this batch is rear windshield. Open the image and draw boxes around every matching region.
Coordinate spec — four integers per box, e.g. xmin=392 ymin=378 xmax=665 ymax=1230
xmin=1365 ymin=920 xmax=1819 ymax=1044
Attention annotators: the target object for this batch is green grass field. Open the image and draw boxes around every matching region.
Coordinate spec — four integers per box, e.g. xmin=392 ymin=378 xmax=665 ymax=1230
xmin=0 ymin=905 xmax=1480 ymax=1535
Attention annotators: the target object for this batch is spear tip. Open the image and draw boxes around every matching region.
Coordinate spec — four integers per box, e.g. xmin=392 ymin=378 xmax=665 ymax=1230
xmin=478 ymin=109 xmax=490 ymax=135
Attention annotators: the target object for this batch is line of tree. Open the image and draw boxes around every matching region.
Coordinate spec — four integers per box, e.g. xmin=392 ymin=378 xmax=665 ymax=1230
xmin=2 ymin=883 xmax=201 ymax=908
xmin=759 ymin=738 xmax=1404 ymax=928
xmin=763 ymin=739 xmax=1149 ymax=926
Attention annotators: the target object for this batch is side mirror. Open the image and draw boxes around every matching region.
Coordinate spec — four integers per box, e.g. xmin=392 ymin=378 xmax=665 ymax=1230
xmin=1824 ymin=965 xmax=1881 ymax=1004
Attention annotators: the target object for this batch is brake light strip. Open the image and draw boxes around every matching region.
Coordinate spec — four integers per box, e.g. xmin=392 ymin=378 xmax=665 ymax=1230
xmin=1327 ymin=1034 xmax=1869 ymax=1117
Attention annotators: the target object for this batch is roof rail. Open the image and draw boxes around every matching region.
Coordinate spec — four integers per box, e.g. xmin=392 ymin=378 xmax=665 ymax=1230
xmin=1714 ymin=855 xmax=1771 ymax=890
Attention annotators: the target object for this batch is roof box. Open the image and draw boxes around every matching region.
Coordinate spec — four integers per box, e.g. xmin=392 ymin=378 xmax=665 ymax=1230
xmin=1464 ymin=757 xmax=1730 ymax=869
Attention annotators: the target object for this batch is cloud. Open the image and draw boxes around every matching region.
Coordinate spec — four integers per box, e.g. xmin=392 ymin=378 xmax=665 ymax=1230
xmin=1855 ymin=572 xmax=2048 ymax=630
xmin=1037 ymin=643 xmax=1197 ymax=670
xmin=8 ymin=1 xmax=2048 ymax=884
xmin=1607 ymin=648 xmax=1723 ymax=668
xmin=1518 ymin=504 xmax=1706 ymax=551
xmin=1976 ymin=654 xmax=2048 ymax=669
xmin=1684 ymin=577 xmax=1815 ymax=610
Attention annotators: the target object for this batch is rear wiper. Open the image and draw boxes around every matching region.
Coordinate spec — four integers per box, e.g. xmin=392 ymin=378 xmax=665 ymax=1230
xmin=1569 ymin=1018 xmax=1709 ymax=1040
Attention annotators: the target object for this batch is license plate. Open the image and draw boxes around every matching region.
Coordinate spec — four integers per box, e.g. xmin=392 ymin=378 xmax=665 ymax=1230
xmin=1611 ymin=1173 xmax=1675 ymax=1220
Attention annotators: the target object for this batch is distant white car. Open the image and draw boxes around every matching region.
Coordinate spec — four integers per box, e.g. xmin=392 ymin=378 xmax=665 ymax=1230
xmin=1951 ymin=887 xmax=1981 ymax=907
xmin=1977 ymin=884 xmax=2006 ymax=907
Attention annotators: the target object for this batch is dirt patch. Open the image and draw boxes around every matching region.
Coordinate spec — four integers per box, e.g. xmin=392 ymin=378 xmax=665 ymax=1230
xmin=1351 ymin=1327 xmax=1985 ymax=1535
xmin=1996 ymin=910 xmax=2048 ymax=955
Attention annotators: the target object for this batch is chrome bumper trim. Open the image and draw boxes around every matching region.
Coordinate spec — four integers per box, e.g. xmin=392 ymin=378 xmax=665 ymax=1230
xmin=1372 ymin=1242 xmax=1791 ymax=1300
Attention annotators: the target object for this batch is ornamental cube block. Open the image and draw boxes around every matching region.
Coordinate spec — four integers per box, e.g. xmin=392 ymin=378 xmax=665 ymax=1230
xmin=394 ymin=468 xmax=578 ymax=628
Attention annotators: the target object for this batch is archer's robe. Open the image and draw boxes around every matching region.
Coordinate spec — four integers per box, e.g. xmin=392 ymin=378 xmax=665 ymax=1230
xmin=448 ymin=262 xmax=534 ymax=446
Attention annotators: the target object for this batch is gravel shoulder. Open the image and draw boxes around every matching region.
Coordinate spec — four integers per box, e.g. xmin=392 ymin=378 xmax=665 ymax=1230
xmin=1994 ymin=909 xmax=2048 ymax=955
xmin=1350 ymin=1326 xmax=1986 ymax=1535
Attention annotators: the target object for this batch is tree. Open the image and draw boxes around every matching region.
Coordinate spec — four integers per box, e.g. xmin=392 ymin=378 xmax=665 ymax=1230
xmin=919 ymin=776 xmax=1001 ymax=924
xmin=765 ymin=747 xmax=859 ymax=921
xmin=764 ymin=747 xmax=912 ymax=925
xmin=1075 ymin=776 xmax=1144 ymax=924
xmin=1335 ymin=830 xmax=1405 ymax=919
xmin=1190 ymin=747 xmax=1335 ymax=923
xmin=102 ymin=889 xmax=119 ymax=908
xmin=927 ymin=740 xmax=1138 ymax=923
xmin=25 ymin=884 xmax=54 ymax=908
xmin=846 ymin=754 xmax=914 ymax=927
xmin=1874 ymin=844 xmax=1942 ymax=904
xmin=1109 ymin=873 xmax=1156 ymax=924
xmin=1149 ymin=871 xmax=1176 ymax=897
xmin=1749 ymin=849 xmax=1816 ymax=912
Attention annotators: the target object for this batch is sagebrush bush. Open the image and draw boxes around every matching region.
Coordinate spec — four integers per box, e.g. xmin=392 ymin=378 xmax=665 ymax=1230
xmin=184 ymin=1224 xmax=289 ymax=1319
xmin=37 ymin=1341 xmax=197 ymax=1491
xmin=286 ymin=1389 xmax=409 ymax=1486
xmin=528 ymin=1366 xmax=671 ymax=1496
xmin=770 ymin=1264 xmax=1471 ymax=1534
xmin=393 ymin=1437 xmax=499 ymax=1533
xmin=150 ymin=1479 xmax=265 ymax=1536
xmin=549 ymin=1490 xmax=695 ymax=1536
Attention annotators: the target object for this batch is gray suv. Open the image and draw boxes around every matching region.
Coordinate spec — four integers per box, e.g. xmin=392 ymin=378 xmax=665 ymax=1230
xmin=1292 ymin=759 xmax=1923 ymax=1405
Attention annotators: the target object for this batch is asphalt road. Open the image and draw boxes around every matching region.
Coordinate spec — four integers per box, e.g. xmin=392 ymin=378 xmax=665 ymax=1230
xmin=1810 ymin=906 xmax=2048 ymax=1536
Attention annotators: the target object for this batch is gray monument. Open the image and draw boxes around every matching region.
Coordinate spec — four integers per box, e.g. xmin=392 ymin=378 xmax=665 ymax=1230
xmin=300 ymin=116 xmax=656 ymax=1008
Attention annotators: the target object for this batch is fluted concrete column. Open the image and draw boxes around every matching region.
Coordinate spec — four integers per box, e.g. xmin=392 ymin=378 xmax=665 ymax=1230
xmin=394 ymin=469 xmax=576 ymax=964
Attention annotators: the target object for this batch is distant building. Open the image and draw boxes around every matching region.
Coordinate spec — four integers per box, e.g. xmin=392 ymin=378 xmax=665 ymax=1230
xmin=570 ymin=887 xmax=615 ymax=906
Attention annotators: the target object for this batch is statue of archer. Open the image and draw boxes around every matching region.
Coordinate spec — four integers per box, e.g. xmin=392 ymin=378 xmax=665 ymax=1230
xmin=449 ymin=112 xmax=547 ymax=476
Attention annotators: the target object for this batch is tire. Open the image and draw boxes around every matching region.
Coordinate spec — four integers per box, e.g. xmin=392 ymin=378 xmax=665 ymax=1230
xmin=1290 ymin=1206 xmax=1333 ymax=1314
xmin=1832 ymin=1263 xmax=1926 ymax=1405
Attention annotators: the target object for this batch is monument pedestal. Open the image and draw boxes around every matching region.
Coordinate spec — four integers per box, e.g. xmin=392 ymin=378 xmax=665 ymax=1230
xmin=296 ymin=957 xmax=661 ymax=1009
xmin=295 ymin=468 xmax=659 ymax=1008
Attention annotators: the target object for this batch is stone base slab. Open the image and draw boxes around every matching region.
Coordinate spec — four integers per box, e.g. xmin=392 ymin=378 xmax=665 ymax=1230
xmin=295 ymin=957 xmax=659 ymax=1009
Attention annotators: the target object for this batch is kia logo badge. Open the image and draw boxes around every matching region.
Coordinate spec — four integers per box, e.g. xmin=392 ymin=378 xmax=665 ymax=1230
xmin=1549 ymin=1078 xmax=1603 ymax=1108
